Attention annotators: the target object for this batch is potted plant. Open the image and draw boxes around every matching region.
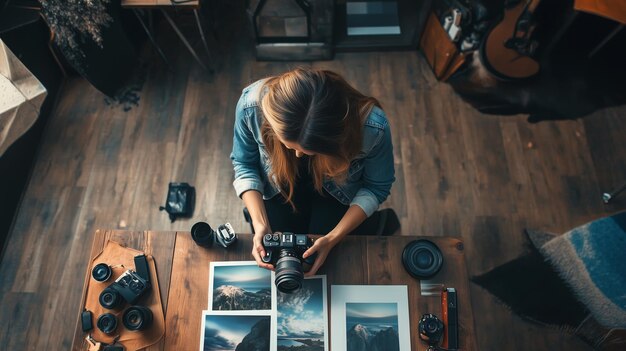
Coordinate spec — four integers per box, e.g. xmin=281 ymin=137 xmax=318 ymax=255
xmin=39 ymin=0 xmax=138 ymax=97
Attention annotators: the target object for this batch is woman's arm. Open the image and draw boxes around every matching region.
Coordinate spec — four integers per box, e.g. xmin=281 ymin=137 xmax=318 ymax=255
xmin=242 ymin=190 xmax=274 ymax=270
xmin=303 ymin=204 xmax=367 ymax=276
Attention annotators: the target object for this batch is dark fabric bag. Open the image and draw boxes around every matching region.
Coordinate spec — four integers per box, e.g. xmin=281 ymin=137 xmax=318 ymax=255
xmin=159 ymin=182 xmax=195 ymax=222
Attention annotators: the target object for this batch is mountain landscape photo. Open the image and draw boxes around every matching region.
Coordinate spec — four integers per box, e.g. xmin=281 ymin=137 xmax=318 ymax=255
xmin=202 ymin=314 xmax=270 ymax=351
xmin=211 ymin=263 xmax=272 ymax=310
xmin=345 ymin=303 xmax=400 ymax=351
xmin=277 ymin=277 xmax=326 ymax=351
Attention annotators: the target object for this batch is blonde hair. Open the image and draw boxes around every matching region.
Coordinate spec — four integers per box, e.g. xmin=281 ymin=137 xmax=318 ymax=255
xmin=260 ymin=68 xmax=380 ymax=210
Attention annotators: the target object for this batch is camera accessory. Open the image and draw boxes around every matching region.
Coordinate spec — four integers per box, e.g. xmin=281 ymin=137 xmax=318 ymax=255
xmin=216 ymin=223 xmax=237 ymax=248
xmin=92 ymin=263 xmax=112 ymax=282
xmin=446 ymin=288 xmax=459 ymax=349
xmin=261 ymin=232 xmax=316 ymax=294
xmin=122 ymin=305 xmax=154 ymax=331
xmin=99 ymin=287 xmax=123 ymax=309
xmin=111 ymin=269 xmax=151 ymax=305
xmin=81 ymin=309 xmax=93 ymax=332
xmin=402 ymin=239 xmax=443 ymax=279
xmin=133 ymin=255 xmax=151 ymax=283
xmin=159 ymin=182 xmax=195 ymax=222
xmin=191 ymin=221 xmax=237 ymax=248
xmin=96 ymin=313 xmax=118 ymax=335
xmin=418 ymin=313 xmax=444 ymax=346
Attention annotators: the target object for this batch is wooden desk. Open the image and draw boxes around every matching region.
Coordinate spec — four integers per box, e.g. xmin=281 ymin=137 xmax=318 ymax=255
xmin=71 ymin=230 xmax=477 ymax=351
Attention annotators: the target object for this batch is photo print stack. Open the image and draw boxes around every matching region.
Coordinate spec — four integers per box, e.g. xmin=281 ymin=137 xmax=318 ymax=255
xmin=201 ymin=262 xmax=274 ymax=351
xmin=200 ymin=261 xmax=328 ymax=351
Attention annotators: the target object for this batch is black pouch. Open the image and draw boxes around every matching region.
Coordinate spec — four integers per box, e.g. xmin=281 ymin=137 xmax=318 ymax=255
xmin=159 ymin=182 xmax=195 ymax=222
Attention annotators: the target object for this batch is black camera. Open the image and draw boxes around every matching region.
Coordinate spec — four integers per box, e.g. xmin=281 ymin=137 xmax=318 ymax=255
xmin=111 ymin=269 xmax=151 ymax=305
xmin=261 ymin=232 xmax=316 ymax=294
xmin=418 ymin=313 xmax=444 ymax=346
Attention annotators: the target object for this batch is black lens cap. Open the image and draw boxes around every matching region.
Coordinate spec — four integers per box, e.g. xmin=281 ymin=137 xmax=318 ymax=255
xmin=92 ymin=263 xmax=112 ymax=282
xmin=97 ymin=313 xmax=118 ymax=334
xmin=402 ymin=240 xmax=443 ymax=279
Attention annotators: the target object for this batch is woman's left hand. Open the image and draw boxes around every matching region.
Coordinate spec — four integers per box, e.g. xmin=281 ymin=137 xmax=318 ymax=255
xmin=303 ymin=235 xmax=337 ymax=277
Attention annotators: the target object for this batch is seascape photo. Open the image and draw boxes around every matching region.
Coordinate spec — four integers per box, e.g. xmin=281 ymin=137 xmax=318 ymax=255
xmin=200 ymin=313 xmax=270 ymax=351
xmin=345 ymin=302 xmax=399 ymax=351
xmin=210 ymin=262 xmax=272 ymax=311
xmin=277 ymin=277 xmax=327 ymax=351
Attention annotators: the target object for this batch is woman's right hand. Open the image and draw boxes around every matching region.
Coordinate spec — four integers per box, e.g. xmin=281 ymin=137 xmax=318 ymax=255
xmin=252 ymin=224 xmax=274 ymax=270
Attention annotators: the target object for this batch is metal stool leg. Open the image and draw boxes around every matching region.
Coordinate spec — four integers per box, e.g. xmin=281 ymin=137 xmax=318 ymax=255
xmin=193 ymin=9 xmax=214 ymax=66
xmin=161 ymin=9 xmax=208 ymax=71
xmin=603 ymin=181 xmax=626 ymax=204
xmin=132 ymin=9 xmax=170 ymax=66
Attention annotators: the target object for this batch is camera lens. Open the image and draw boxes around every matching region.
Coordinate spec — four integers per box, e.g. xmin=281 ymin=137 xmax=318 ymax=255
xmin=123 ymin=305 xmax=153 ymax=331
xmin=402 ymin=240 xmax=443 ymax=279
xmin=99 ymin=287 xmax=123 ymax=309
xmin=418 ymin=313 xmax=444 ymax=346
xmin=92 ymin=263 xmax=112 ymax=282
xmin=274 ymin=251 xmax=304 ymax=294
xmin=97 ymin=313 xmax=118 ymax=334
xmin=191 ymin=222 xmax=215 ymax=247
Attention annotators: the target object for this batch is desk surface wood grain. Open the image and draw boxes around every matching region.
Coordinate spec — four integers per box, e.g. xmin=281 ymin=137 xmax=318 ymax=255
xmin=71 ymin=230 xmax=477 ymax=351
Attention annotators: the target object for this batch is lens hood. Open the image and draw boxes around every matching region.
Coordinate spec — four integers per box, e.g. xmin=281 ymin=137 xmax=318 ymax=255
xmin=402 ymin=239 xmax=443 ymax=279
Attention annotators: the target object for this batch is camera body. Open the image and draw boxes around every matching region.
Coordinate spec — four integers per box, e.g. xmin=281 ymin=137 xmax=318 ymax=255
xmin=111 ymin=269 xmax=151 ymax=305
xmin=261 ymin=232 xmax=316 ymax=293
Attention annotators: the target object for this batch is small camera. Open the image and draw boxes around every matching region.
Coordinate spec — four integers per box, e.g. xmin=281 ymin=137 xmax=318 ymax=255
xmin=261 ymin=232 xmax=316 ymax=294
xmin=418 ymin=313 xmax=444 ymax=346
xmin=111 ymin=269 xmax=151 ymax=305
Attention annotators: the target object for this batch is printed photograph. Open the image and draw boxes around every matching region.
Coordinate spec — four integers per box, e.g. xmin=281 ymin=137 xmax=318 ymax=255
xmin=345 ymin=302 xmax=399 ymax=351
xmin=210 ymin=262 xmax=272 ymax=311
xmin=200 ymin=313 xmax=270 ymax=351
xmin=276 ymin=276 xmax=327 ymax=351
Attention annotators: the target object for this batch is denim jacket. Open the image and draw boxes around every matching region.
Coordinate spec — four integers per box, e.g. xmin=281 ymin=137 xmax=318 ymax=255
xmin=230 ymin=79 xmax=395 ymax=217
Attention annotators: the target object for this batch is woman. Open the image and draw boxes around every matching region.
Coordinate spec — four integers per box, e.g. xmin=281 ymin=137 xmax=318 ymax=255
xmin=230 ymin=68 xmax=395 ymax=275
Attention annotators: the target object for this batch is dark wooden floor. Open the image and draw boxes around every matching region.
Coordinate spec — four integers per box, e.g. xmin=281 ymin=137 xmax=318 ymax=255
xmin=1 ymin=3 xmax=625 ymax=350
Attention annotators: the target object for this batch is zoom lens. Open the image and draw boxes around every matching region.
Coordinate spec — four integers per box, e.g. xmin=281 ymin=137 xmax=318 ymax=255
xmin=402 ymin=240 xmax=443 ymax=279
xmin=123 ymin=305 xmax=153 ymax=331
xmin=99 ymin=287 xmax=123 ymax=309
xmin=97 ymin=313 xmax=118 ymax=334
xmin=274 ymin=251 xmax=303 ymax=294
xmin=92 ymin=263 xmax=112 ymax=282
